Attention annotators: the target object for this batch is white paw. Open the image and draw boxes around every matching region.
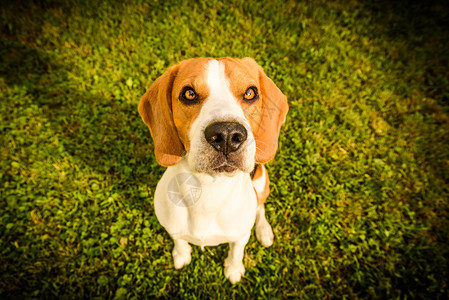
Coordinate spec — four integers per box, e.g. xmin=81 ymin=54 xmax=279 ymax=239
xmin=256 ymin=219 xmax=274 ymax=247
xmin=173 ymin=245 xmax=191 ymax=269
xmin=224 ymin=259 xmax=245 ymax=284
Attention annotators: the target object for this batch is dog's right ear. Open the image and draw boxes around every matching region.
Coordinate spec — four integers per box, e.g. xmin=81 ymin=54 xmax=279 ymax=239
xmin=241 ymin=57 xmax=289 ymax=164
xmin=138 ymin=65 xmax=184 ymax=166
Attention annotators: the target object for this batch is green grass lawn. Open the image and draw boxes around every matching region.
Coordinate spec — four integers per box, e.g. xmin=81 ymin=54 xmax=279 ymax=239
xmin=1 ymin=0 xmax=449 ymax=298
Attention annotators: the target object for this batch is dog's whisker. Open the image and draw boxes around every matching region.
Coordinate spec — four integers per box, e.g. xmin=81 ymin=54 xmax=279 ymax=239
xmin=255 ymin=146 xmax=268 ymax=155
xmin=253 ymin=138 xmax=271 ymax=147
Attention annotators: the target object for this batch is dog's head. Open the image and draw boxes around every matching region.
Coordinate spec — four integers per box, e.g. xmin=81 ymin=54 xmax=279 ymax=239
xmin=138 ymin=57 xmax=288 ymax=175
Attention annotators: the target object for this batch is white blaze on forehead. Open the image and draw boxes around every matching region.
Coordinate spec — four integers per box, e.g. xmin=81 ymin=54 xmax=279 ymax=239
xmin=202 ymin=59 xmax=246 ymax=119
xmin=207 ymin=60 xmax=228 ymax=95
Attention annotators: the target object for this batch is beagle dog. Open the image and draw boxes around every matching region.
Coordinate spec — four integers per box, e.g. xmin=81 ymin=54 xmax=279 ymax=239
xmin=138 ymin=57 xmax=288 ymax=283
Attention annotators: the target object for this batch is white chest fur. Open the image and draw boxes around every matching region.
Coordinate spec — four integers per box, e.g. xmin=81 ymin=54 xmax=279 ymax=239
xmin=154 ymin=158 xmax=257 ymax=248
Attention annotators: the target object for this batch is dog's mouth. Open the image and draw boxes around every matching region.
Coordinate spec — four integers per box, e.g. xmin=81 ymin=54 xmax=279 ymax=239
xmin=213 ymin=163 xmax=238 ymax=173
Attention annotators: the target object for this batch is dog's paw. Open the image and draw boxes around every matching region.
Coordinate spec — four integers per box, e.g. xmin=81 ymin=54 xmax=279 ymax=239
xmin=255 ymin=218 xmax=274 ymax=247
xmin=173 ymin=245 xmax=191 ymax=269
xmin=224 ymin=259 xmax=245 ymax=284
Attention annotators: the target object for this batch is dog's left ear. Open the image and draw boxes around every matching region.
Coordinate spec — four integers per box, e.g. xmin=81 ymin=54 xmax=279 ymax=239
xmin=242 ymin=57 xmax=289 ymax=164
xmin=138 ymin=65 xmax=184 ymax=166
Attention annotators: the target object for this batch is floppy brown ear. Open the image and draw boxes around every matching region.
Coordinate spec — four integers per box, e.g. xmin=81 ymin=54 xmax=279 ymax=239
xmin=242 ymin=58 xmax=289 ymax=164
xmin=138 ymin=65 xmax=184 ymax=166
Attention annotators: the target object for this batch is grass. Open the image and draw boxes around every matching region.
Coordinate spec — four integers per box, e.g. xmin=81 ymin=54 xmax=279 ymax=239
xmin=1 ymin=0 xmax=449 ymax=298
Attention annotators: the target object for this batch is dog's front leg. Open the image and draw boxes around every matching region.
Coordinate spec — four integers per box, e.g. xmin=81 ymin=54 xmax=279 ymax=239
xmin=255 ymin=205 xmax=274 ymax=247
xmin=172 ymin=237 xmax=192 ymax=269
xmin=224 ymin=232 xmax=250 ymax=284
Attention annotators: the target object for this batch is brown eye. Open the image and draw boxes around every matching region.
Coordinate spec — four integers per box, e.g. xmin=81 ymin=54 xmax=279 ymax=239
xmin=179 ymin=87 xmax=198 ymax=104
xmin=184 ymin=88 xmax=196 ymax=101
xmin=244 ymin=87 xmax=257 ymax=101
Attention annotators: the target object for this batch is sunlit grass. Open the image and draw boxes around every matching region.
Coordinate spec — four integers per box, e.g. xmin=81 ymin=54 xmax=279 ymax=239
xmin=1 ymin=0 xmax=448 ymax=298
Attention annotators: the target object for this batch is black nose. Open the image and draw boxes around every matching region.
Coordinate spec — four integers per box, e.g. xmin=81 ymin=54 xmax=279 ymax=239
xmin=204 ymin=122 xmax=247 ymax=155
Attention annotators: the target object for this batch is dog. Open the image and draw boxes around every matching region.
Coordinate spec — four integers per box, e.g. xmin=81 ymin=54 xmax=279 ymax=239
xmin=138 ymin=57 xmax=288 ymax=283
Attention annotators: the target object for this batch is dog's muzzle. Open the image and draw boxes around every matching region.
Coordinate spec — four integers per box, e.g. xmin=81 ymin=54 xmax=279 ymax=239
xmin=204 ymin=121 xmax=248 ymax=173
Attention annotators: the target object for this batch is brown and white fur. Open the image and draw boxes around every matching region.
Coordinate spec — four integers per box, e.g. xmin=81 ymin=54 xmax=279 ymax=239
xmin=138 ymin=57 xmax=288 ymax=283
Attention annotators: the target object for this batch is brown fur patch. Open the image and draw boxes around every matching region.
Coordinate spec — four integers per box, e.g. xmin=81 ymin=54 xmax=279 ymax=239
xmin=251 ymin=164 xmax=270 ymax=206
xmin=172 ymin=58 xmax=212 ymax=152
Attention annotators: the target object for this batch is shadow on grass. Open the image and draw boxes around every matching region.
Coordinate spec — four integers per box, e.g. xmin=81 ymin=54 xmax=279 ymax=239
xmin=0 ymin=35 xmax=169 ymax=298
xmin=0 ymin=37 xmax=161 ymax=188
xmin=356 ymin=0 xmax=449 ymax=194
xmin=343 ymin=0 xmax=449 ymax=295
xmin=359 ymin=0 xmax=449 ymax=104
